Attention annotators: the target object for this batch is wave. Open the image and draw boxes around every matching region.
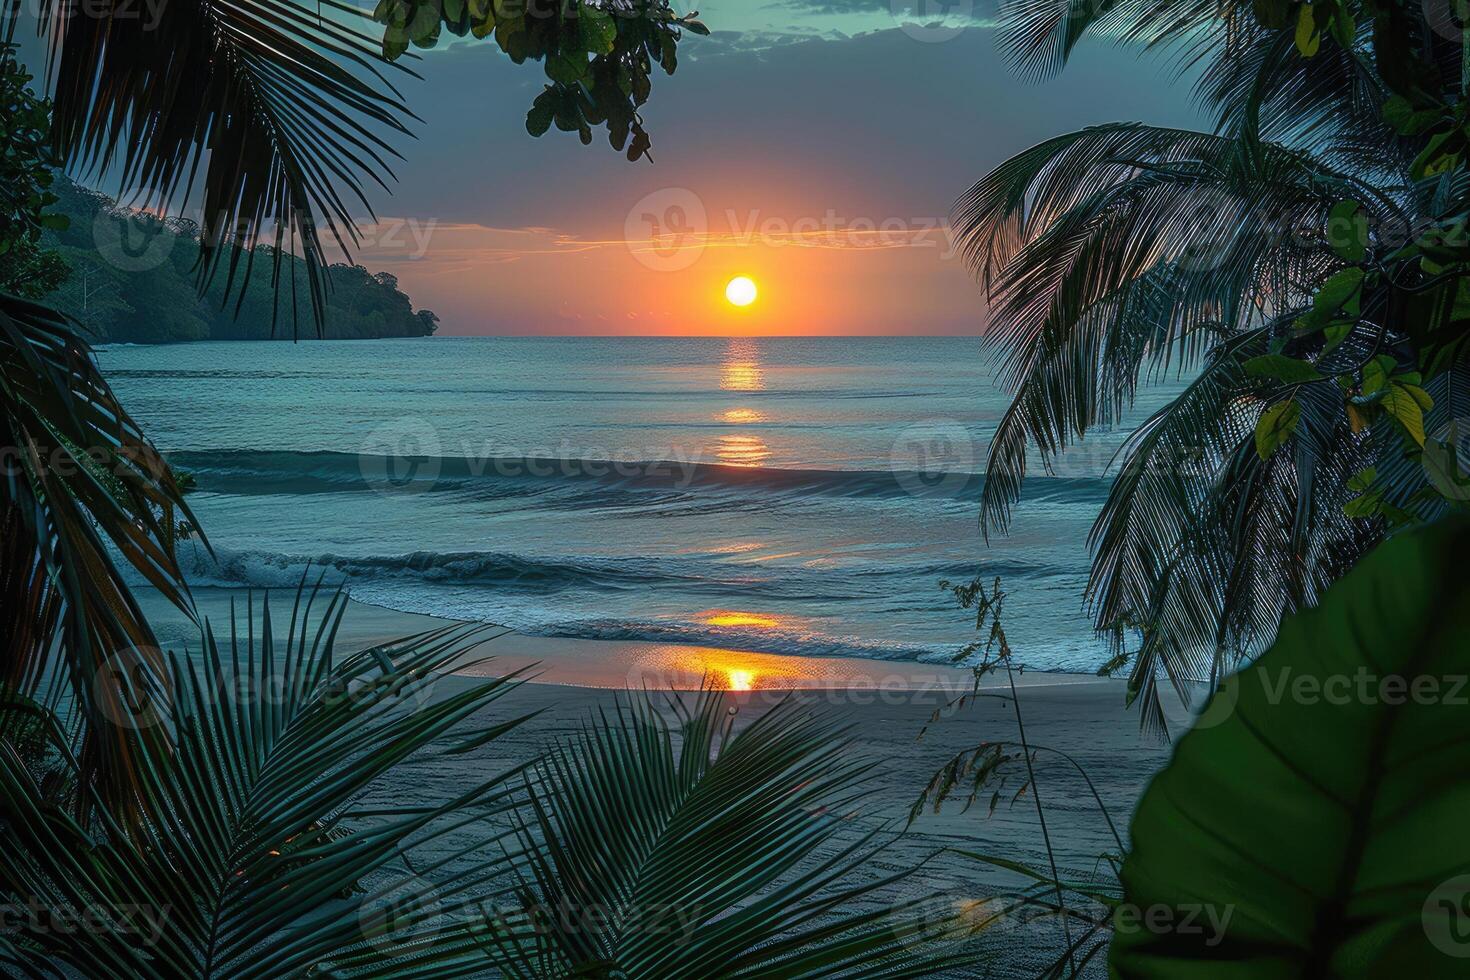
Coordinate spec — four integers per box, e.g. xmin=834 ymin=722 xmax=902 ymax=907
xmin=167 ymin=543 xmax=947 ymax=661
xmin=167 ymin=449 xmax=1111 ymax=503
xmin=523 ymin=619 xmax=937 ymax=661
xmin=175 ymin=544 xmax=749 ymax=595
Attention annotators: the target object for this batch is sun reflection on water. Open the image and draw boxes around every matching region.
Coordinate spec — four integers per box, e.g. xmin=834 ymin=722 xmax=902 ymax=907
xmin=715 ymin=434 xmax=772 ymax=467
xmin=702 ymin=611 xmax=782 ymax=628
xmin=720 ymin=338 xmax=764 ymax=391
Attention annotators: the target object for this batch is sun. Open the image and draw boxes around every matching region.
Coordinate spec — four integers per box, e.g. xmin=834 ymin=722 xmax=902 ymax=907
xmin=725 ymin=275 xmax=758 ymax=307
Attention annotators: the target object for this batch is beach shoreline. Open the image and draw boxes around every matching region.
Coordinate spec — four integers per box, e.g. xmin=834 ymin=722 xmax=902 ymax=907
xmin=138 ymin=585 xmax=1129 ymax=694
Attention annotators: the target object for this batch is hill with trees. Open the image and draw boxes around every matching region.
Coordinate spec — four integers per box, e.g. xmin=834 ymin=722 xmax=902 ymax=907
xmin=38 ymin=177 xmax=439 ymax=343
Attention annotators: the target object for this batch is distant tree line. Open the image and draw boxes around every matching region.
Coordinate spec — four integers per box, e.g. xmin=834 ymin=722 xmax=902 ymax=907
xmin=31 ymin=177 xmax=439 ymax=343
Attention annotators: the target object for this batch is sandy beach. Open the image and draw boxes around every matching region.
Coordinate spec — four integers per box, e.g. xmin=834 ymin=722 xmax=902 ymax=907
xmin=137 ymin=586 xmax=1186 ymax=975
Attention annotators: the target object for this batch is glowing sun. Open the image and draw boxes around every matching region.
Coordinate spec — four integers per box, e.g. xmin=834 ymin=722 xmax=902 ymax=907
xmin=725 ymin=276 xmax=758 ymax=307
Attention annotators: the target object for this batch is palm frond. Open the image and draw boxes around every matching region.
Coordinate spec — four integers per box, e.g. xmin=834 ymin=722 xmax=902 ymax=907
xmin=477 ymin=688 xmax=988 ymax=978
xmin=994 ymin=0 xmax=1238 ymax=82
xmin=13 ymin=0 xmax=416 ymax=333
xmin=0 ymin=292 xmax=198 ymax=806
xmin=0 ymin=586 xmax=536 ymax=977
xmin=958 ymin=124 xmax=1360 ymax=533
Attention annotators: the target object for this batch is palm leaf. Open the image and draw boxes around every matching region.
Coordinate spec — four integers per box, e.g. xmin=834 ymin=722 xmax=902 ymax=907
xmin=12 ymin=0 xmax=416 ymax=333
xmin=953 ymin=115 xmax=1402 ymax=724
xmin=0 ymin=586 xmax=536 ymax=977
xmin=477 ymin=688 xmax=989 ymax=977
xmin=0 ymin=292 xmax=198 ymax=807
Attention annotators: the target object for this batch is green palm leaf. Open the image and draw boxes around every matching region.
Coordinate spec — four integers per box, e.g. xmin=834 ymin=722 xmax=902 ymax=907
xmin=0 ymin=293 xmax=198 ymax=806
xmin=0 ymin=586 xmax=536 ymax=977
xmin=477 ymin=688 xmax=988 ymax=977
xmin=12 ymin=0 xmax=416 ymax=331
xmin=953 ymin=103 xmax=1404 ymax=727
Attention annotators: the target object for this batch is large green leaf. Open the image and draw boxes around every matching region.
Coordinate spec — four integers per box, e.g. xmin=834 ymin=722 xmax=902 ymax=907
xmin=1113 ymin=519 xmax=1470 ymax=976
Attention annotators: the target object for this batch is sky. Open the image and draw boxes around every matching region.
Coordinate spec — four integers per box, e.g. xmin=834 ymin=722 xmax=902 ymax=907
xmin=42 ymin=0 xmax=1205 ymax=335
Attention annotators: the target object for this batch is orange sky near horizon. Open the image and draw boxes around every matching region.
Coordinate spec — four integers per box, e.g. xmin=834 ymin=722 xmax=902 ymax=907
xmin=350 ymin=215 xmax=986 ymax=336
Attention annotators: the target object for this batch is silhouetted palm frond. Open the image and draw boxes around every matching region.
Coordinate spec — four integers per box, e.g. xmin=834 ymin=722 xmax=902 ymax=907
xmin=0 ymin=587 xmax=535 ymax=977
xmin=476 ymin=688 xmax=988 ymax=978
xmin=11 ymin=0 xmax=416 ymax=332
xmin=0 ymin=292 xmax=197 ymax=806
xmin=953 ymin=15 xmax=1438 ymax=724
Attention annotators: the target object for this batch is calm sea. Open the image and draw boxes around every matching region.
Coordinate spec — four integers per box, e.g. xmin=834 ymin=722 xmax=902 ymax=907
xmin=97 ymin=336 xmax=1184 ymax=671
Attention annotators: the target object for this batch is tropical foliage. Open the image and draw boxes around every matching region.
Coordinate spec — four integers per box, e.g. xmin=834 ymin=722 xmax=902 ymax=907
xmin=0 ymin=47 xmax=68 ymax=299
xmin=1113 ymin=517 xmax=1470 ymax=974
xmin=372 ymin=0 xmax=709 ymax=162
xmin=479 ymin=687 xmax=984 ymax=977
xmin=958 ymin=0 xmax=1470 ymax=730
xmin=0 ymin=590 xmax=537 ymax=977
xmin=0 ymin=590 xmax=985 ymax=977
xmin=8 ymin=0 xmax=702 ymax=328
xmin=0 ymin=294 xmax=195 ymax=808
xmin=0 ymin=0 xmax=703 ymax=796
xmin=911 ymin=576 xmax=1126 ymax=979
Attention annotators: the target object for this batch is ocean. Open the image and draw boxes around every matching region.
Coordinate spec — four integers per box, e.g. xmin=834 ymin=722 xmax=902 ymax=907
xmin=97 ymin=336 xmax=1185 ymax=672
